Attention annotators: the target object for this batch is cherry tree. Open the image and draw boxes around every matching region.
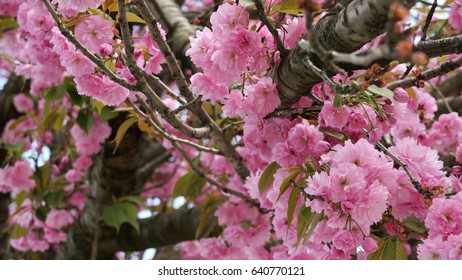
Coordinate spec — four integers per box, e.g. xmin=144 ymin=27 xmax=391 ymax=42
xmin=1 ymin=0 xmax=462 ymax=260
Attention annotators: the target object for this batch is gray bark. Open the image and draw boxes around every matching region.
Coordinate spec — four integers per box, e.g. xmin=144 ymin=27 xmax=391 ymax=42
xmin=276 ymin=0 xmax=418 ymax=106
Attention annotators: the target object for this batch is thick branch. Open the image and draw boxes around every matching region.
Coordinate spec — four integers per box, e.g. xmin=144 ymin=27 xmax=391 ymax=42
xmin=276 ymin=0 xmax=418 ymax=107
xmin=415 ymin=34 xmax=462 ymax=58
xmin=145 ymin=0 xmax=196 ymax=69
xmin=99 ymin=207 xmax=221 ymax=254
xmin=388 ymin=56 xmax=462 ymax=90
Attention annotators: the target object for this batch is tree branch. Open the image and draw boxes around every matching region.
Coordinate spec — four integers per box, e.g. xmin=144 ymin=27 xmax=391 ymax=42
xmin=99 ymin=207 xmax=221 ymax=254
xmin=387 ymin=55 xmax=462 ymax=90
xmin=253 ymin=0 xmax=287 ymax=57
xmin=275 ymin=0 xmax=417 ymax=107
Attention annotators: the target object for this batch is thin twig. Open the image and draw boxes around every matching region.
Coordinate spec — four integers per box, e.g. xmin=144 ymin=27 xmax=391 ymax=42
xmin=136 ymin=150 xmax=172 ymax=179
xmin=132 ymin=97 xmax=258 ymax=206
xmin=400 ymin=63 xmax=415 ymax=79
xmin=388 ymin=55 xmax=462 ymax=90
xmin=171 ymin=95 xmax=202 ymax=115
xmin=362 ymin=129 xmax=432 ymax=198
xmin=420 ymin=0 xmax=438 ymax=42
xmin=129 ymin=99 xmax=222 ymax=155
xmin=384 ymin=211 xmax=428 ymax=238
xmin=252 ymin=0 xmax=288 ymax=58
xmin=134 ymin=0 xmax=195 ymax=102
xmin=222 ymin=121 xmax=244 ymax=131
xmin=297 ymin=39 xmax=337 ymax=87
xmin=118 ymin=0 xmax=209 ymax=139
xmin=42 ymin=0 xmax=137 ymax=91
xmin=135 ymin=0 xmax=250 ymax=181
xmin=400 ymin=0 xmax=437 ymax=79
xmin=290 ymin=179 xmax=323 ymax=201
xmin=429 ymin=82 xmax=453 ymax=112
xmin=266 ymin=106 xmax=322 ymax=118
xmin=147 ymin=74 xmax=186 ymax=105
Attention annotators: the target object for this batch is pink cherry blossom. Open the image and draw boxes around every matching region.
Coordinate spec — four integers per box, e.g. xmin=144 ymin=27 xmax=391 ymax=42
xmin=74 ymin=15 xmax=114 ymax=53
xmin=65 ymin=169 xmax=84 ymax=183
xmin=59 ymin=49 xmax=96 ymax=77
xmin=70 ymin=115 xmax=111 ymax=155
xmin=13 ymin=93 xmax=34 ymax=113
xmin=75 ymin=74 xmax=130 ymax=106
xmin=425 ymin=112 xmax=462 ymax=154
xmin=1 ymin=161 xmax=35 ymax=193
xmin=425 ymin=192 xmax=462 ymax=240
xmin=73 ymin=156 xmax=93 ymax=170
xmin=210 ymin=3 xmax=249 ymax=38
xmin=332 ymin=229 xmax=359 ymax=253
xmin=279 ymin=16 xmax=306 ymax=49
xmin=449 ymin=0 xmax=462 ymax=31
xmin=190 ymin=73 xmax=228 ymax=103
xmin=69 ymin=192 xmax=87 ymax=212
xmin=45 ymin=209 xmax=75 ymax=229
xmin=245 ymin=77 xmax=281 ymax=119
xmin=44 ymin=227 xmax=68 ymax=243
xmin=53 ymin=0 xmax=101 ymax=14
xmin=319 ymin=101 xmax=350 ymax=129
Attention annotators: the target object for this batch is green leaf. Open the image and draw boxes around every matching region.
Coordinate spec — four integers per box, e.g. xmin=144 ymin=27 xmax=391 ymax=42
xmin=286 ymin=186 xmax=301 ymax=231
xmin=333 ymin=93 xmax=342 ymax=108
xmin=35 ymin=162 xmax=51 ymax=190
xmin=239 ymin=0 xmax=255 ymax=6
xmin=45 ymin=190 xmax=66 ymax=207
xmin=39 ymin=110 xmax=63 ymax=133
xmin=240 ymin=220 xmax=251 ymax=229
xmin=14 ymin=191 xmax=28 ymax=207
xmin=367 ymin=236 xmax=386 ymax=260
xmin=11 ymin=224 xmax=28 ymax=239
xmin=112 ymin=117 xmax=137 ymax=153
xmin=35 ymin=205 xmax=51 ymax=222
xmin=367 ymin=236 xmax=408 ymax=260
xmin=303 ymin=211 xmax=324 ymax=243
xmin=382 ymin=237 xmax=408 ymax=260
xmin=277 ymin=170 xmax=300 ymax=201
xmin=195 ymin=208 xmax=214 ymax=239
xmin=76 ymin=108 xmax=94 ymax=133
xmin=296 ymin=205 xmax=314 ymax=241
xmin=117 ymin=195 xmax=146 ymax=207
xmin=195 ymin=194 xmax=226 ymax=239
xmin=43 ymin=85 xmax=66 ymax=102
xmin=321 ymin=129 xmax=349 ymax=141
xmin=294 ymin=206 xmax=324 ymax=248
xmin=88 ymin=8 xmax=104 ymax=15
xmin=102 ymin=0 xmax=117 ymax=12
xmin=100 ymin=106 xmax=119 ymax=121
xmin=66 ymin=81 xmax=84 ymax=107
xmin=0 ymin=17 xmax=19 ymax=35
xmin=118 ymin=12 xmax=145 ymax=24
xmin=272 ymin=0 xmax=303 ymax=15
xmin=8 ymin=115 xmax=30 ymax=131
xmin=258 ymin=162 xmax=280 ymax=194
xmin=5 ymin=141 xmax=25 ymax=157
xmin=53 ymin=111 xmax=66 ymax=132
xmin=173 ymin=171 xmax=206 ymax=202
xmin=403 ymin=217 xmax=428 ymax=235
xmin=367 ymin=85 xmax=395 ymax=101
xmin=102 ymin=202 xmax=140 ymax=233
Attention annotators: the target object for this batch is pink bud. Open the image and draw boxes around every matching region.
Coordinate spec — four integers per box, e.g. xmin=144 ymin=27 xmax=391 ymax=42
xmin=394 ymin=87 xmax=409 ymax=103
